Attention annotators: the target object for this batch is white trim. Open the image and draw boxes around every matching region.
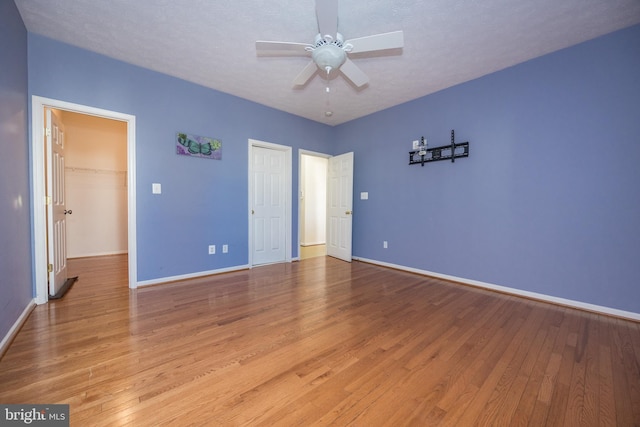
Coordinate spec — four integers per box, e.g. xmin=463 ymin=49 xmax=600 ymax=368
xmin=68 ymin=250 xmax=128 ymax=259
xmin=248 ymin=139 xmax=292 ymax=267
xmin=0 ymin=300 xmax=36 ymax=358
xmin=137 ymin=264 xmax=250 ymax=288
xmin=300 ymin=241 xmax=325 ymax=247
xmin=353 ymin=256 xmax=640 ymax=322
xmin=31 ymin=96 xmax=138 ymax=304
xmin=298 ymin=149 xmax=332 ymax=159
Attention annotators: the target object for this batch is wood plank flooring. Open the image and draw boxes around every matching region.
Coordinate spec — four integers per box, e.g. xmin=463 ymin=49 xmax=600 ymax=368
xmin=1 ymin=254 xmax=639 ymax=426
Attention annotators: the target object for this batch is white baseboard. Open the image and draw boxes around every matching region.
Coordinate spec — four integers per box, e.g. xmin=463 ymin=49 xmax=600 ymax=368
xmin=300 ymin=242 xmax=325 ymax=247
xmin=136 ymin=264 xmax=250 ymax=288
xmin=353 ymin=257 xmax=640 ymax=322
xmin=0 ymin=300 xmax=36 ymax=359
xmin=68 ymin=250 xmax=128 ymax=259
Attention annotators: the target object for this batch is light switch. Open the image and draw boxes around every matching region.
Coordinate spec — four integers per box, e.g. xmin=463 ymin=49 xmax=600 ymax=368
xmin=360 ymin=192 xmax=369 ymax=200
xmin=152 ymin=183 xmax=162 ymax=194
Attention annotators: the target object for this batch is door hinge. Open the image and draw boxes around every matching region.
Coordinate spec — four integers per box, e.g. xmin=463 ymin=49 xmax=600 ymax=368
xmin=45 ymin=128 xmax=51 ymax=137
xmin=45 ymin=196 xmax=52 ymax=205
xmin=47 ymin=264 xmax=53 ymax=273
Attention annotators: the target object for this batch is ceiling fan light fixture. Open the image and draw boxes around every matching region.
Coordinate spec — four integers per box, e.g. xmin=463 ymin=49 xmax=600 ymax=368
xmin=255 ymin=1 xmax=404 ymax=90
xmin=311 ymin=43 xmax=346 ymax=71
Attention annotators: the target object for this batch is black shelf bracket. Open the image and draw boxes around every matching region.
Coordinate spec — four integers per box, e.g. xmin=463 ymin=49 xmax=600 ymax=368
xmin=409 ymin=130 xmax=469 ymax=166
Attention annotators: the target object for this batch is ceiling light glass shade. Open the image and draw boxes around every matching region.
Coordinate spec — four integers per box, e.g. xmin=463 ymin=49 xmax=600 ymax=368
xmin=312 ymin=44 xmax=346 ymax=71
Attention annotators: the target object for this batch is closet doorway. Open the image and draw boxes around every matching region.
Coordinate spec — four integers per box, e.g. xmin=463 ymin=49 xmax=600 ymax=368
xmin=299 ymin=151 xmax=329 ymax=260
xmin=32 ymin=96 xmax=137 ymax=304
xmin=61 ymin=111 xmax=128 ymax=259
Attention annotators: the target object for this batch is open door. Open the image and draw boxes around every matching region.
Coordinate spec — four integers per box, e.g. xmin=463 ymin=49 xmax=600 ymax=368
xmin=46 ymin=108 xmax=68 ymax=296
xmin=326 ymin=152 xmax=353 ymax=262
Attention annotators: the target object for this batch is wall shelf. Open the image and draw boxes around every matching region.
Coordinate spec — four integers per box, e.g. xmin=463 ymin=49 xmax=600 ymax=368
xmin=409 ymin=130 xmax=469 ymax=166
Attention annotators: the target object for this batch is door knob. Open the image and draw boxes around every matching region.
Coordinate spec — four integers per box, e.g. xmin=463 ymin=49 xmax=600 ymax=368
xmin=64 ymin=209 xmax=73 ymax=215
xmin=345 ymin=210 xmax=352 ymax=215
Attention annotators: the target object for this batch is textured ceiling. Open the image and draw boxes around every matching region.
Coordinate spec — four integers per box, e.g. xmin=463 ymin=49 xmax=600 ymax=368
xmin=14 ymin=0 xmax=640 ymax=125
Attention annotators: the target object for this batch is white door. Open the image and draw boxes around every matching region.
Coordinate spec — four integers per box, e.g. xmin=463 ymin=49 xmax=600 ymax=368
xmin=327 ymin=152 xmax=354 ymax=262
xmin=251 ymin=146 xmax=286 ymax=265
xmin=46 ymin=108 xmax=68 ymax=296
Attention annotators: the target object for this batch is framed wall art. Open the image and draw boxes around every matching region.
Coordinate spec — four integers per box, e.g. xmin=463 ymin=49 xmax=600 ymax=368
xmin=176 ymin=132 xmax=222 ymax=160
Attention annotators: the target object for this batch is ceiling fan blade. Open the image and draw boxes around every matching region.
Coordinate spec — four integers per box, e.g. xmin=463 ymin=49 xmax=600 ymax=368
xmin=346 ymin=31 xmax=404 ymax=54
xmin=256 ymin=41 xmax=313 ymax=56
xmin=293 ymin=61 xmax=319 ymax=87
xmin=340 ymin=58 xmax=369 ymax=88
xmin=316 ymin=0 xmax=338 ymax=38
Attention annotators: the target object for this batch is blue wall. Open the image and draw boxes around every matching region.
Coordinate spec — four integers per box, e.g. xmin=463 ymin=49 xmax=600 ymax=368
xmin=0 ymin=1 xmax=32 ymax=340
xmin=339 ymin=24 xmax=640 ymax=313
xmin=28 ymin=34 xmax=335 ymax=282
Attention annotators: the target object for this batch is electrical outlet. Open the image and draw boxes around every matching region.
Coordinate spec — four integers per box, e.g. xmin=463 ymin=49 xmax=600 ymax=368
xmin=208 ymin=245 xmax=216 ymax=254
xmin=222 ymin=244 xmax=228 ymax=253
xmin=383 ymin=241 xmax=388 ymax=249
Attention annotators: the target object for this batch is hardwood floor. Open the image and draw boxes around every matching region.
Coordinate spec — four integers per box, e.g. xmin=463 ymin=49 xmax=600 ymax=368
xmin=1 ymin=254 xmax=639 ymax=426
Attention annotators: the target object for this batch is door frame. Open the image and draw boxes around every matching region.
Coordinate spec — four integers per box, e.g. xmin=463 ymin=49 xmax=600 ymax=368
xmin=247 ymin=139 xmax=292 ymax=267
xmin=297 ymin=149 xmax=331 ymax=254
xmin=31 ymin=96 xmax=137 ymax=304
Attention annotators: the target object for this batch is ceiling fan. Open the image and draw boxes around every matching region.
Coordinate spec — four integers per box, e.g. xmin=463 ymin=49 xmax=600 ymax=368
xmin=256 ymin=0 xmax=404 ymax=89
